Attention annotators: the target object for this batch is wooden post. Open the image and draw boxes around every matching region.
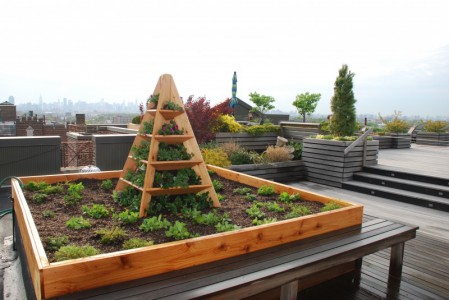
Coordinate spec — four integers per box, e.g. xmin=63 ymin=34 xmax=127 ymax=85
xmin=280 ymin=280 xmax=298 ymax=300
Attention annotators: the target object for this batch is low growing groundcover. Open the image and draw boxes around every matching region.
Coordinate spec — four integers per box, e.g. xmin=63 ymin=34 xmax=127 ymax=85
xmin=24 ymin=173 xmax=341 ymax=263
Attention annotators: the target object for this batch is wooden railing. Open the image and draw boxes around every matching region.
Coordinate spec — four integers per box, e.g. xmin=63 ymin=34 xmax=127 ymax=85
xmin=344 ymin=128 xmax=373 ymax=166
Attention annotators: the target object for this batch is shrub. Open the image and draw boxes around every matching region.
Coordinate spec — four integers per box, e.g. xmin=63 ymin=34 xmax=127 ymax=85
xmin=131 ymin=115 xmax=142 ymax=124
xmin=122 ymin=238 xmax=154 ymax=250
xmin=329 ymin=64 xmax=357 ymax=137
xmin=82 ymin=204 xmax=110 ymax=219
xmin=215 ymin=114 xmax=243 ymax=133
xmin=54 ymin=245 xmax=100 ymax=262
xmin=287 ymin=140 xmax=303 ymax=160
xmin=101 ymin=179 xmax=114 ymax=190
xmin=229 ymin=149 xmax=254 ymax=165
xmin=379 ymin=111 xmax=410 ymax=133
xmin=24 ymin=181 xmax=49 ymax=191
xmin=66 ymin=216 xmax=91 ymax=230
xmin=185 ymin=96 xmax=218 ymax=144
xmin=423 ymin=120 xmax=448 ymax=133
xmin=201 ymin=148 xmax=231 ymax=167
xmin=219 ymin=142 xmax=242 ymax=156
xmin=44 ymin=235 xmax=69 ymax=251
xmin=257 ymin=185 xmax=275 ymax=196
xmin=244 ymin=124 xmax=280 ymax=136
xmin=95 ymin=227 xmax=128 ymax=244
xmin=264 ymin=146 xmax=291 ymax=162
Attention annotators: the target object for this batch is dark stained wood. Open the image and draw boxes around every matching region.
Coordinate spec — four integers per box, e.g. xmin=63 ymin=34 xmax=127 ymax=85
xmin=55 ymin=218 xmax=417 ymax=300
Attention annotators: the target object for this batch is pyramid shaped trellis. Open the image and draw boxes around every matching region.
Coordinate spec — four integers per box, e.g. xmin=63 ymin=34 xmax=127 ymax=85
xmin=115 ymin=74 xmax=220 ymax=217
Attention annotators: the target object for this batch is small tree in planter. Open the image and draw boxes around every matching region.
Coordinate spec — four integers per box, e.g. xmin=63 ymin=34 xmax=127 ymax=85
xmin=329 ymin=64 xmax=357 ymax=137
xmin=377 ymin=111 xmax=411 ymax=148
xmin=248 ymin=92 xmax=275 ymax=125
xmin=302 ymin=65 xmax=379 ymax=187
xmin=292 ymin=92 xmax=321 ymax=123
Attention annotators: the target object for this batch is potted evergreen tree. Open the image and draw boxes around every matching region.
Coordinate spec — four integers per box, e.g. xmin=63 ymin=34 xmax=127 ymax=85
xmin=302 ymin=65 xmax=379 ymax=187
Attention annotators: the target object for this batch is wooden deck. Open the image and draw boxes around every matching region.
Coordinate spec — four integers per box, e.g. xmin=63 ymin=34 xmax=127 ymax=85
xmin=290 ymin=144 xmax=449 ymax=299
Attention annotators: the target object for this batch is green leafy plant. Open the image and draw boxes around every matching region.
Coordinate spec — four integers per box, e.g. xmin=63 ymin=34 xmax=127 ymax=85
xmin=42 ymin=210 xmax=55 ymax=218
xmin=140 ymin=215 xmax=171 ymax=232
xmin=32 ymin=193 xmax=48 ymax=204
xmin=229 ymin=149 xmax=254 ymax=165
xmin=140 ymin=120 xmax=154 ymax=135
xmin=287 ymin=140 xmax=303 ymax=160
xmin=321 ymin=201 xmax=343 ymax=212
xmin=158 ymin=120 xmax=183 ymax=135
xmin=212 ymin=179 xmax=223 ymax=191
xmin=24 ymin=181 xmax=49 ymax=191
xmin=117 ymin=209 xmax=139 ymax=224
xmin=165 ymin=221 xmax=196 ymax=240
xmin=112 ymin=186 xmax=142 ymax=212
xmin=244 ymin=193 xmax=257 ymax=202
xmin=154 ymin=168 xmax=201 ymax=189
xmin=82 ymin=204 xmax=110 ymax=219
xmin=64 ymin=182 xmax=84 ymax=205
xmin=54 ymin=245 xmax=100 ymax=262
xmin=215 ymin=221 xmax=241 ymax=232
xmin=246 ymin=204 xmax=266 ymax=219
xmin=95 ymin=226 xmax=128 ymax=244
xmin=122 ymin=238 xmax=154 ymax=250
xmin=66 ymin=216 xmax=91 ymax=230
xmin=100 ymin=179 xmax=114 ymax=191
xmin=44 ymin=235 xmax=69 ymax=251
xmin=278 ymin=192 xmax=300 ymax=203
xmin=193 ymin=211 xmax=221 ymax=226
xmin=157 ymin=143 xmax=193 ymax=161
xmin=41 ymin=184 xmax=64 ymax=195
xmin=147 ymin=93 xmax=159 ymax=108
xmin=147 ymin=193 xmax=211 ymax=215
xmin=233 ymin=187 xmax=253 ymax=195
xmin=252 ymin=217 xmax=277 ymax=226
xmin=163 ymin=100 xmax=183 ymax=111
xmin=257 ymin=185 xmax=275 ymax=196
xmin=285 ymin=205 xmax=311 ymax=219
xmin=329 ymin=64 xmax=357 ymax=137
xmin=124 ymin=167 xmax=146 ymax=187
xmin=131 ymin=115 xmax=142 ymax=124
xmin=131 ymin=140 xmax=151 ymax=163
xmin=266 ymin=201 xmax=285 ymax=213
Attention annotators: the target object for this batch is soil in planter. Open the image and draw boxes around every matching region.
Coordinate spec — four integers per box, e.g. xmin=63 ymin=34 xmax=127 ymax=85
xmin=24 ymin=174 xmax=325 ymax=262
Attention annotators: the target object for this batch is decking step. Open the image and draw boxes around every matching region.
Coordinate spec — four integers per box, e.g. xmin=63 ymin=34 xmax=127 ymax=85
xmin=343 ymin=180 xmax=449 ymax=212
xmin=353 ymin=172 xmax=449 ymax=199
xmin=363 ymin=166 xmax=449 ymax=187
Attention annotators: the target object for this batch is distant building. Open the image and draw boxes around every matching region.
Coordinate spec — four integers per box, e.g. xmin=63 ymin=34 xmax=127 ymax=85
xmin=0 ymin=101 xmax=17 ymax=122
xmin=15 ymin=112 xmax=68 ymax=141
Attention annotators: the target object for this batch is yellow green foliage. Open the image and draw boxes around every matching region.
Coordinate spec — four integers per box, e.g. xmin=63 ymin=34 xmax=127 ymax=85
xmin=244 ymin=124 xmax=280 ymax=136
xmin=201 ymin=148 xmax=231 ymax=167
xmin=423 ymin=120 xmax=448 ymax=133
xmin=215 ymin=114 xmax=243 ymax=133
xmin=379 ymin=111 xmax=409 ymax=133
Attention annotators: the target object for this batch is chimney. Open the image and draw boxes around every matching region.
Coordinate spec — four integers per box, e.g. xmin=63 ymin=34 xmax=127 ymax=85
xmin=76 ymin=114 xmax=85 ymax=125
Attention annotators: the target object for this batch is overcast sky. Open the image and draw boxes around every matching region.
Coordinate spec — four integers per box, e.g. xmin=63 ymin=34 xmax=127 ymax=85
xmin=1 ymin=0 xmax=448 ymax=117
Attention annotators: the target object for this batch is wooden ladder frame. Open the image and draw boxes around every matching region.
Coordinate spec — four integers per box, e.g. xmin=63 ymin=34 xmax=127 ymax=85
xmin=115 ymin=74 xmax=220 ymax=217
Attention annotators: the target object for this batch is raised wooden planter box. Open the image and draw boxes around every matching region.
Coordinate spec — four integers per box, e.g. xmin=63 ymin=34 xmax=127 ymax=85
xmin=416 ymin=132 xmax=449 ymax=146
xmin=229 ymin=160 xmax=305 ymax=183
xmin=279 ymin=121 xmax=324 ymax=142
xmin=302 ymin=138 xmax=379 ymax=187
xmin=215 ymin=132 xmax=278 ymax=151
xmin=12 ymin=166 xmax=363 ymax=299
xmin=127 ymin=123 xmax=140 ymax=130
xmin=373 ymin=133 xmax=411 ymax=149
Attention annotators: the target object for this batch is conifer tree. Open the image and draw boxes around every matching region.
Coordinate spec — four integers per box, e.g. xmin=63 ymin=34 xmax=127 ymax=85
xmin=329 ymin=64 xmax=357 ymax=136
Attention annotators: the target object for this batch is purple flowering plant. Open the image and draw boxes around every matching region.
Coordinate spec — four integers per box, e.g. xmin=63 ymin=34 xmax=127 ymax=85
xmin=158 ymin=120 xmax=184 ymax=135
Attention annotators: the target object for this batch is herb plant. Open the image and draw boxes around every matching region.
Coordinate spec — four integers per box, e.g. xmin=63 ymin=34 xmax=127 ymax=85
xmin=122 ymin=238 xmax=154 ymax=250
xmin=165 ymin=221 xmax=197 ymax=240
xmin=66 ymin=216 xmax=91 ymax=230
xmin=82 ymin=204 xmax=110 ymax=219
xmin=257 ymin=185 xmax=275 ymax=196
xmin=163 ymin=100 xmax=183 ymax=111
xmin=140 ymin=215 xmax=171 ymax=232
xmin=157 ymin=143 xmax=193 ymax=161
xmin=54 ymin=245 xmax=100 ymax=262
xmin=95 ymin=227 xmax=128 ymax=244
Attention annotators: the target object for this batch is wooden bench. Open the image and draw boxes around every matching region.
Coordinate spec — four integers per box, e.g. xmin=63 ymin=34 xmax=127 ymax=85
xmin=57 ymin=217 xmax=417 ymax=300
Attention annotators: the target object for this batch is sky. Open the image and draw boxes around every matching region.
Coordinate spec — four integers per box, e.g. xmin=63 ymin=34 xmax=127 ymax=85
xmin=1 ymin=0 xmax=449 ymax=117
